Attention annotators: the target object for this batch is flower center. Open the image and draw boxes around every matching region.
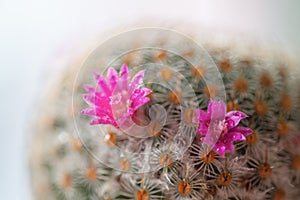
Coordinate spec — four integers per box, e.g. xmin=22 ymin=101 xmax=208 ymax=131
xmin=254 ymin=100 xmax=268 ymax=116
xmin=184 ymin=108 xmax=197 ymax=124
xmin=154 ymin=51 xmax=167 ymax=61
xmin=86 ymin=166 xmax=97 ymax=181
xmin=234 ymin=77 xmax=249 ymax=93
xmin=159 ymin=153 xmax=174 ymax=167
xmin=168 ymin=91 xmax=182 ymax=104
xmin=218 ymin=172 xmax=232 ymax=186
xmin=258 ymin=163 xmax=272 ymax=178
xmin=277 ymin=120 xmax=289 ymax=136
xmin=160 ymin=67 xmax=173 ymax=81
xmin=191 ymin=65 xmax=205 ymax=78
xmin=177 ymin=181 xmax=191 ymax=195
xmin=135 ymin=189 xmax=149 ymax=200
xmin=119 ymin=159 xmax=131 ymax=171
xmin=71 ymin=138 xmax=82 ymax=152
xmin=104 ymin=132 xmax=117 ymax=147
xmin=260 ymin=72 xmax=273 ymax=89
xmin=61 ymin=174 xmax=72 ymax=189
xmin=219 ymin=60 xmax=232 ymax=73
xmin=201 ymin=150 xmax=216 ymax=164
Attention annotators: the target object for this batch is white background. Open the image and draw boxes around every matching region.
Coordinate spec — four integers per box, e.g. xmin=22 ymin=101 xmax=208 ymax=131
xmin=0 ymin=0 xmax=299 ymax=199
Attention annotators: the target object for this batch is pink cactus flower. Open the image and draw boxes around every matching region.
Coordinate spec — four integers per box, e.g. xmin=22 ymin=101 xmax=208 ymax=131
xmin=196 ymin=99 xmax=252 ymax=156
xmin=81 ymin=64 xmax=152 ymax=128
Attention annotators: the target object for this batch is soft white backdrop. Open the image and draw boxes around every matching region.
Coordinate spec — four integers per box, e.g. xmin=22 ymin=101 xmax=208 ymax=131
xmin=0 ymin=0 xmax=299 ymax=199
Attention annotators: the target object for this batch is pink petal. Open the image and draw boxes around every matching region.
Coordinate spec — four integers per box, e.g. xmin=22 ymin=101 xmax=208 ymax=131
xmin=80 ymin=107 xmax=111 ymax=118
xmin=130 ymin=89 xmax=144 ymax=101
xmin=224 ymin=142 xmax=235 ymax=153
xmin=141 ymin=88 xmax=152 ymax=96
xmin=82 ymin=93 xmax=110 ymax=106
xmin=198 ymin=125 xmax=209 ymax=136
xmin=225 ymin=131 xmax=246 ymax=141
xmin=107 ymin=67 xmax=118 ymax=89
xmin=83 ymin=84 xmax=96 ymax=93
xmin=225 ymin=111 xmax=248 ymax=129
xmin=131 ymin=97 xmax=150 ymax=111
xmin=90 ymin=117 xmax=116 ymax=126
xmin=208 ymin=99 xmax=226 ymax=120
xmin=198 ymin=110 xmax=209 ymax=122
xmin=197 ymin=110 xmax=210 ymax=135
xmin=214 ymin=141 xmax=234 ymax=157
xmin=230 ymin=126 xmax=253 ymax=136
xmin=130 ymin=88 xmax=151 ymax=103
xmin=80 ymin=108 xmax=96 ymax=116
xmin=119 ymin=64 xmax=129 ymax=89
xmin=214 ymin=143 xmax=226 ymax=157
xmin=130 ymin=70 xmax=145 ymax=92
xmin=82 ymin=94 xmax=95 ymax=105
xmin=94 ymin=72 xmax=111 ymax=95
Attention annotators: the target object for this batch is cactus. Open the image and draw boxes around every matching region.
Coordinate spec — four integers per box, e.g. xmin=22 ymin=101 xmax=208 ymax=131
xmin=30 ymin=28 xmax=300 ymax=200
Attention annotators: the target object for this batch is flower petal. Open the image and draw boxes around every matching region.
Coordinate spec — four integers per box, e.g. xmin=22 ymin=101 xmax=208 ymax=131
xmin=230 ymin=126 xmax=253 ymax=136
xmin=208 ymin=99 xmax=226 ymax=120
xmin=83 ymin=84 xmax=96 ymax=93
xmin=80 ymin=107 xmax=111 ymax=118
xmin=90 ymin=117 xmax=116 ymax=126
xmin=141 ymin=88 xmax=152 ymax=96
xmin=214 ymin=143 xmax=227 ymax=157
xmin=131 ymin=97 xmax=150 ymax=111
xmin=225 ymin=111 xmax=248 ymax=129
xmin=94 ymin=72 xmax=111 ymax=95
xmin=130 ymin=70 xmax=145 ymax=92
xmin=214 ymin=141 xmax=235 ymax=157
xmin=107 ymin=67 xmax=118 ymax=89
xmin=225 ymin=131 xmax=246 ymax=141
xmin=82 ymin=93 xmax=109 ymax=106
xmin=197 ymin=110 xmax=210 ymax=135
xmin=119 ymin=64 xmax=129 ymax=89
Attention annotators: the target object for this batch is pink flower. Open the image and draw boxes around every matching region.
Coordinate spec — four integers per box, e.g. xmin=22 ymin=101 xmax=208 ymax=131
xmin=81 ymin=64 xmax=152 ymax=128
xmin=196 ymin=99 xmax=252 ymax=156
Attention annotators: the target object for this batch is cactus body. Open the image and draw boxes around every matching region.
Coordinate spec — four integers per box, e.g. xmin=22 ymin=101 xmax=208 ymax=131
xmin=30 ymin=28 xmax=300 ymax=200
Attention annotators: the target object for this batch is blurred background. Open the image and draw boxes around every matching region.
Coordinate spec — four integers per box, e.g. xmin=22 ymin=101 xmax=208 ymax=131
xmin=0 ymin=0 xmax=299 ymax=199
